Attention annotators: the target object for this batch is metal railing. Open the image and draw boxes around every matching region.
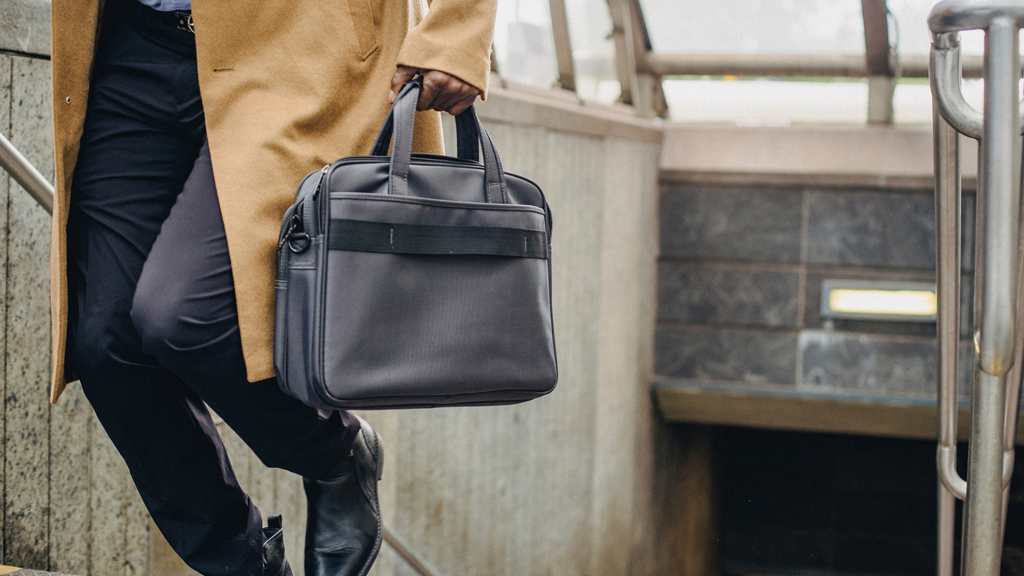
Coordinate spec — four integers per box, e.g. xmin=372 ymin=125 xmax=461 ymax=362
xmin=0 ymin=131 xmax=53 ymax=213
xmin=0 ymin=132 xmax=442 ymax=576
xmin=930 ymin=3 xmax=1024 ymax=575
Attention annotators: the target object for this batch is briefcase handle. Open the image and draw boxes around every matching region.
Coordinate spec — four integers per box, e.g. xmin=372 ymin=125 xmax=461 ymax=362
xmin=368 ymin=77 xmax=509 ymax=204
xmin=370 ymin=88 xmax=481 ymax=163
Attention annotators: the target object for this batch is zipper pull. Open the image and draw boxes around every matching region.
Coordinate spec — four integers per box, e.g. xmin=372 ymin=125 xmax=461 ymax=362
xmin=314 ymin=164 xmax=331 ymax=232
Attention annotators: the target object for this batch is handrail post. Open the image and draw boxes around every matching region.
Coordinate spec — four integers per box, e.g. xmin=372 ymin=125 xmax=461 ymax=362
xmin=962 ymin=16 xmax=1020 ymax=575
xmin=929 ymin=3 xmax=1024 ymax=575
xmin=933 ymin=99 xmax=964 ymax=576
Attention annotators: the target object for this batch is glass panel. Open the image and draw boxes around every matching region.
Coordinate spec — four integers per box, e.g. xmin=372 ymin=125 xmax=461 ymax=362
xmin=637 ymin=0 xmax=865 ymax=55
xmin=494 ymin=0 xmax=559 ymax=88
xmin=664 ymin=78 xmax=869 ymax=124
xmin=566 ymin=0 xmax=619 ymax=103
xmin=893 ymin=78 xmax=986 ymax=126
xmin=888 ymin=0 xmax=985 ymax=56
xmin=891 ymin=80 xmax=930 ymax=125
xmin=889 ymin=1 xmax=1024 ymax=124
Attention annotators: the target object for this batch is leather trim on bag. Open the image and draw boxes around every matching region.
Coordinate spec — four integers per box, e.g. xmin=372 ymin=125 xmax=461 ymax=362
xmin=328 ymin=219 xmax=548 ymax=258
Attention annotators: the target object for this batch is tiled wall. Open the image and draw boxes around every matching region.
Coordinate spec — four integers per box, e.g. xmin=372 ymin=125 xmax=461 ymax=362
xmin=656 ymin=182 xmax=975 ymax=402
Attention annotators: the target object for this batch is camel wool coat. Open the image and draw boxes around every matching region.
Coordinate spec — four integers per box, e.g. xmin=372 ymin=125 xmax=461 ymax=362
xmin=50 ymin=0 xmax=496 ymax=403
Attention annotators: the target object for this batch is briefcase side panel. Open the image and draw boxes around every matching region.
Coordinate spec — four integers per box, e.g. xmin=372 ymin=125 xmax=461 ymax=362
xmin=276 ymin=240 xmax=326 ymax=408
xmin=273 ymin=249 xmax=289 ymax=384
xmin=275 ymin=170 xmax=325 ymax=400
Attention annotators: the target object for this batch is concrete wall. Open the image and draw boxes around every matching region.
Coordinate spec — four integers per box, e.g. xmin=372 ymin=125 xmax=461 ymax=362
xmin=0 ymin=50 xmax=664 ymax=576
xmin=0 ymin=0 xmax=49 ymax=58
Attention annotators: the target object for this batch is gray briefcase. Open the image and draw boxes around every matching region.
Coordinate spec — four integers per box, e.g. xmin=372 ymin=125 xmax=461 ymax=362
xmin=274 ymin=78 xmax=557 ymax=409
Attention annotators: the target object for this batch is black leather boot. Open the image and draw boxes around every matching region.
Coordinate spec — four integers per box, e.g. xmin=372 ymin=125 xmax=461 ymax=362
xmin=304 ymin=415 xmax=384 ymax=576
xmin=263 ymin=514 xmax=294 ymax=576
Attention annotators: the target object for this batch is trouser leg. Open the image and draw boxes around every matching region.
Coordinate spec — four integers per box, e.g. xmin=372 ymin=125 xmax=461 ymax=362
xmin=66 ymin=6 xmax=356 ymax=575
xmin=65 ymin=19 xmax=266 ymax=571
xmin=131 ymin=138 xmax=360 ymax=479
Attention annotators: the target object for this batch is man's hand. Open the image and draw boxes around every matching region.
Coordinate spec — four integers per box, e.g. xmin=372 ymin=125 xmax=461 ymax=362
xmin=390 ymin=65 xmax=481 ymax=116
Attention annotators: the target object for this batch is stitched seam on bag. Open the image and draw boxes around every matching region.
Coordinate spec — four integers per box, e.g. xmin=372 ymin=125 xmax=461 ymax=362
xmin=328 ymin=193 xmax=545 ymax=214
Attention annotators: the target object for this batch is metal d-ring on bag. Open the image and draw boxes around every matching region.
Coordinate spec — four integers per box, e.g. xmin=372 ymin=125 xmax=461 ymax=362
xmin=274 ymin=77 xmax=557 ymax=409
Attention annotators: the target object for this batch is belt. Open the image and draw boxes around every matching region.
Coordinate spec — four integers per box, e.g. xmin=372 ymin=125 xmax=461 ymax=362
xmin=134 ymin=5 xmax=194 ymax=33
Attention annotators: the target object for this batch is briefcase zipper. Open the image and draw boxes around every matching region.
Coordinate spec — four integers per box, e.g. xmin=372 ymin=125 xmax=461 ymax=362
xmin=321 ymin=158 xmax=554 ymax=243
xmin=328 ymin=192 xmax=543 ymax=214
xmin=329 ymin=156 xmax=546 ymax=191
xmin=314 ymin=163 xmax=331 ymax=235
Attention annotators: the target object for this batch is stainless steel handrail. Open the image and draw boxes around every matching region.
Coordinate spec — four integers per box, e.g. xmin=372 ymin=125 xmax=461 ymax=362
xmin=934 ymin=105 xmax=967 ymax=502
xmin=933 ymin=104 xmax=965 ymax=576
xmin=930 ymin=1 xmax=1024 ymax=33
xmin=930 ymin=33 xmax=1024 ymax=140
xmin=930 ymin=3 xmax=1024 ymax=576
xmin=0 ymin=131 xmax=53 ymax=214
xmin=382 ymin=522 xmax=446 ymax=576
xmin=0 ymin=132 xmax=446 ymax=576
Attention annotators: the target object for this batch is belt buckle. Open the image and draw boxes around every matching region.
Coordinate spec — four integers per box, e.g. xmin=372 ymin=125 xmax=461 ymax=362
xmin=174 ymin=11 xmax=194 ymax=33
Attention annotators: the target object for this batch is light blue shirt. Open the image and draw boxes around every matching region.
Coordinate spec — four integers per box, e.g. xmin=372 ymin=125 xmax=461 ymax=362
xmin=138 ymin=0 xmax=191 ymax=11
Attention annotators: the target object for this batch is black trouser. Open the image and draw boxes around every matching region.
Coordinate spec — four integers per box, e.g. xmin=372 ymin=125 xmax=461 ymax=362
xmin=64 ymin=4 xmax=359 ymax=575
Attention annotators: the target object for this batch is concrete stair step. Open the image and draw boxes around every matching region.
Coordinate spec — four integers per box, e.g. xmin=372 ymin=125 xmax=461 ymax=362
xmin=0 ymin=567 xmax=79 ymax=576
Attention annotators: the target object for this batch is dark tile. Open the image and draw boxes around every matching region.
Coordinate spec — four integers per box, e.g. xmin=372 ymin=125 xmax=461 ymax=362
xmin=721 ymin=525 xmax=831 ymax=572
xmin=958 ymin=340 xmax=974 ymax=402
xmin=717 ymin=429 xmax=942 ymax=576
xmin=834 ymin=534 xmax=935 ymax=576
xmin=831 ymin=435 xmax=937 ymax=497
xmin=722 ymin=485 xmax=831 ymax=529
xmin=807 ymin=190 xmax=935 ymax=269
xmin=961 ymin=273 xmax=975 ymax=338
xmin=655 ymin=327 xmax=797 ymax=385
xmin=799 ymin=330 xmax=937 ymax=398
xmin=660 ymin=185 xmax=802 ymax=263
xmin=657 ymin=264 xmax=800 ymax=328
xmin=962 ymin=193 xmax=976 ymax=272
xmin=834 ymin=495 xmax=935 ymax=535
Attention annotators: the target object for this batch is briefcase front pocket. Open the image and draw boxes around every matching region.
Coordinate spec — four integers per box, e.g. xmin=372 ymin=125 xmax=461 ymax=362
xmin=312 ymin=194 xmax=556 ymax=408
